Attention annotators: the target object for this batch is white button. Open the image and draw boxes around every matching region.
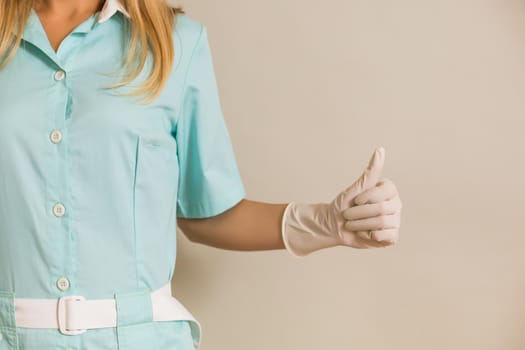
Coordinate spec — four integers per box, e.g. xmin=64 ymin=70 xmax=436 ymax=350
xmin=50 ymin=129 xmax=62 ymax=144
xmin=53 ymin=203 xmax=65 ymax=217
xmin=56 ymin=277 xmax=70 ymax=291
xmin=54 ymin=70 xmax=65 ymax=81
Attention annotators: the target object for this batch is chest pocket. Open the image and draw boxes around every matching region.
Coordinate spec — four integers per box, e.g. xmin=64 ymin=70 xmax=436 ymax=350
xmin=133 ymin=134 xmax=179 ymax=223
xmin=132 ymin=134 xmax=180 ymax=289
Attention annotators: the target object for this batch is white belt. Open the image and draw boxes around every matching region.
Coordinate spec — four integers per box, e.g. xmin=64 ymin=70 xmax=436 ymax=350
xmin=12 ymin=282 xmax=201 ymax=347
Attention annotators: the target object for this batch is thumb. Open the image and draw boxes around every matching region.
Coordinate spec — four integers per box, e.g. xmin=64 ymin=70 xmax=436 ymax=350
xmin=332 ymin=146 xmax=385 ymax=211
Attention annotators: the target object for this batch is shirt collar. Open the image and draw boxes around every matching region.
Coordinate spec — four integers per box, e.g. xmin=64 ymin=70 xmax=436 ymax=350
xmin=97 ymin=0 xmax=131 ymax=24
xmin=11 ymin=0 xmax=131 ymax=63
xmin=17 ymin=1 xmax=127 ymax=38
xmin=13 ymin=0 xmax=130 ymax=37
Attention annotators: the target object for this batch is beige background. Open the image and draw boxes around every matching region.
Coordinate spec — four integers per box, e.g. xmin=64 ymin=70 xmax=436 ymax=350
xmin=171 ymin=1 xmax=525 ymax=349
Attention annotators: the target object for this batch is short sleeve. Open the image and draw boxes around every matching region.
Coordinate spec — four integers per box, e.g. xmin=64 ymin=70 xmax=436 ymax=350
xmin=174 ymin=24 xmax=246 ymax=219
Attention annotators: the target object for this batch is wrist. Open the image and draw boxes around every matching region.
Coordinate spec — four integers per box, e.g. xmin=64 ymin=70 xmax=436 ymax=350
xmin=281 ymin=202 xmax=340 ymax=257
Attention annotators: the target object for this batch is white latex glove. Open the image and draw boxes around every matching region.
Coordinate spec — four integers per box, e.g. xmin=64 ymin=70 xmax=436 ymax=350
xmin=281 ymin=146 xmax=402 ymax=257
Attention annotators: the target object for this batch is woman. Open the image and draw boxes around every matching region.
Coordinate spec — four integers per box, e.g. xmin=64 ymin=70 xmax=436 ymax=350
xmin=0 ymin=0 xmax=403 ymax=349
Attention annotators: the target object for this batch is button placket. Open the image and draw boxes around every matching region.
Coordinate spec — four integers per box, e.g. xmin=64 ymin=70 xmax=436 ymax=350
xmin=50 ymin=65 xmax=74 ymax=298
xmin=51 ymin=68 xmax=66 ymax=221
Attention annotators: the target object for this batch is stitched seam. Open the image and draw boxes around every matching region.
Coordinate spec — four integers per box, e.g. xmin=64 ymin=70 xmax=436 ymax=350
xmin=174 ymin=23 xmax=206 ymax=218
xmin=133 ymin=136 xmax=140 ymax=289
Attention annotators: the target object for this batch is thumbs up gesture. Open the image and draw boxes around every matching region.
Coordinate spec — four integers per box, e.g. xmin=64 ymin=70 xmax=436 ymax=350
xmin=281 ymin=146 xmax=403 ymax=257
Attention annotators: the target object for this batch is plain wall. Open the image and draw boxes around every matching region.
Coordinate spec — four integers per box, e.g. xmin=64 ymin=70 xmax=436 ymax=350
xmin=172 ymin=1 xmax=525 ymax=349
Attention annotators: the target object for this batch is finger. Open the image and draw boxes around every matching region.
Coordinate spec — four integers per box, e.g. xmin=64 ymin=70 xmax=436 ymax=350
xmin=371 ymin=228 xmax=399 ymax=243
xmin=354 ymin=178 xmax=397 ymax=205
xmin=343 ymin=195 xmax=400 ymax=220
xmin=344 ymin=213 xmax=398 ymax=232
xmin=356 ymin=231 xmax=372 ymax=240
xmin=355 ymin=233 xmax=393 ymax=248
xmin=346 ymin=146 xmax=386 ymax=199
xmin=340 ymin=231 xmax=393 ymax=248
xmin=332 ymin=146 xmax=386 ymax=212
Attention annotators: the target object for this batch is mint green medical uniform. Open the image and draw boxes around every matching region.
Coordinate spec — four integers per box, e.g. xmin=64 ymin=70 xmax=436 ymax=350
xmin=0 ymin=6 xmax=245 ymax=350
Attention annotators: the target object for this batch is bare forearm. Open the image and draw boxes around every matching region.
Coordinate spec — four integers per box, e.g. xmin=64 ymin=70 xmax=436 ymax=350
xmin=177 ymin=199 xmax=288 ymax=251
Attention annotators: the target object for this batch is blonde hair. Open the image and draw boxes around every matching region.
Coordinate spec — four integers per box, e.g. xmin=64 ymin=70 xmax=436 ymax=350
xmin=0 ymin=0 xmax=185 ymax=104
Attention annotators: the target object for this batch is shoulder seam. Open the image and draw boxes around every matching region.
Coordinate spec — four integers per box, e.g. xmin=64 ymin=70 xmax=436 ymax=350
xmin=174 ymin=23 xmax=206 ymax=123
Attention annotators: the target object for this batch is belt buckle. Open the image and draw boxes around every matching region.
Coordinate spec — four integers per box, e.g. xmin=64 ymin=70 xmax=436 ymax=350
xmin=57 ymin=295 xmax=87 ymax=335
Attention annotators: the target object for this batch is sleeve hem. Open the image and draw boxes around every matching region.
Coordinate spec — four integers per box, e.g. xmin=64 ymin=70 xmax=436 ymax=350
xmin=176 ymin=186 xmax=246 ymax=219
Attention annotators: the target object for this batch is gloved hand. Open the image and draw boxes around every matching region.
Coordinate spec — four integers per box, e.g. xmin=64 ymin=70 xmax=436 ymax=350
xmin=280 ymin=146 xmax=402 ymax=257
